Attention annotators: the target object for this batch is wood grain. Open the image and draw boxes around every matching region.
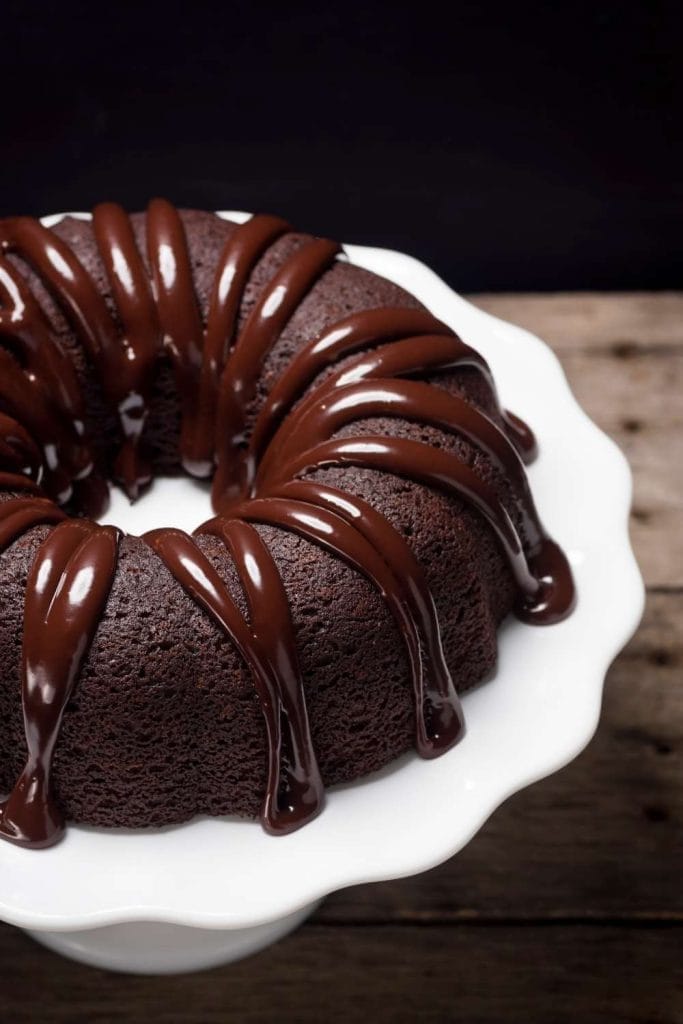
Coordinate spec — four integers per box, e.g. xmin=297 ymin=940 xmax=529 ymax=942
xmin=1 ymin=293 xmax=680 ymax=1023
xmin=473 ymin=292 xmax=683 ymax=352
xmin=1 ymin=923 xmax=680 ymax=1024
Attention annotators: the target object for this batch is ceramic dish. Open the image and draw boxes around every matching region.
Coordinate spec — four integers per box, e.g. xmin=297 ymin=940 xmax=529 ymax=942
xmin=0 ymin=213 xmax=644 ymax=973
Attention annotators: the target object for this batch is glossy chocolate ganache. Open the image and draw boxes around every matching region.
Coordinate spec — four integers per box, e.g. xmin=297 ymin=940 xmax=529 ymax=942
xmin=0 ymin=202 xmax=575 ymax=848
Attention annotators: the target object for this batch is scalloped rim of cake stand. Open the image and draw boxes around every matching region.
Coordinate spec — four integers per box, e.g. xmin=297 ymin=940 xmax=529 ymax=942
xmin=0 ymin=212 xmax=644 ymax=934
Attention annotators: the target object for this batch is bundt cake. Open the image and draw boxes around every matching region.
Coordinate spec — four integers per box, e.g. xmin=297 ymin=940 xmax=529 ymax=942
xmin=0 ymin=202 xmax=575 ymax=848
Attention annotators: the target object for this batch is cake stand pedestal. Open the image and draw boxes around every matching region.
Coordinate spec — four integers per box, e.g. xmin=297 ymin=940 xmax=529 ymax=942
xmin=26 ymin=901 xmax=320 ymax=974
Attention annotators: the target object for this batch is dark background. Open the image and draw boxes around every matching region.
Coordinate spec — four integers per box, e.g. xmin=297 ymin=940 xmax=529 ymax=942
xmin=2 ymin=1 xmax=680 ymax=291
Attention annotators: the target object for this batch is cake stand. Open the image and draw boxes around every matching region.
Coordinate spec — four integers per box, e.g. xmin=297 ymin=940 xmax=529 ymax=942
xmin=0 ymin=213 xmax=644 ymax=973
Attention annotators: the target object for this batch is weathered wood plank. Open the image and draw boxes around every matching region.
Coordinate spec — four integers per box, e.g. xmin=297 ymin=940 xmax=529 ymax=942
xmin=470 ymin=292 xmax=683 ymax=353
xmin=558 ymin=354 xmax=683 ymax=436
xmin=318 ymin=593 xmax=682 ymax=922
xmin=615 ymin=430 xmax=683 ymax=589
xmin=470 ymin=293 xmax=683 ymax=587
xmin=0 ymin=921 xmax=680 ymax=1024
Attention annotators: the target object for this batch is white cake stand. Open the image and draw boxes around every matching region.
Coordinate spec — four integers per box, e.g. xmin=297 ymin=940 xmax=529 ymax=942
xmin=0 ymin=214 xmax=644 ymax=973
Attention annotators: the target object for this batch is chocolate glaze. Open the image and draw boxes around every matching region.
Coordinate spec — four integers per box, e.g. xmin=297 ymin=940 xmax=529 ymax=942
xmin=0 ymin=415 xmax=44 ymax=483
xmin=210 ymin=236 xmax=341 ymax=506
xmin=0 ymin=201 xmax=575 ymax=847
xmin=248 ymin=309 xmax=536 ymax=474
xmin=142 ymin=526 xmax=324 ymax=833
xmin=91 ymin=202 xmax=161 ymax=496
xmin=227 ymin=480 xmax=465 ymax=757
xmin=253 ymin=375 xmax=568 ymax=619
xmin=0 ymin=473 xmax=44 ymax=495
xmin=146 ymin=201 xmax=291 ymax=479
xmin=0 ymin=494 xmax=66 ymax=548
xmin=0 ymin=255 xmax=93 ymax=505
xmin=0 ymin=216 xmax=147 ymax=502
xmin=0 ymin=511 xmax=119 ymax=848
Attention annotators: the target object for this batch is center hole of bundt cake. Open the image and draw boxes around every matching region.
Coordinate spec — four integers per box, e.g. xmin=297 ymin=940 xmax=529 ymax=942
xmin=100 ymin=476 xmax=214 ymax=535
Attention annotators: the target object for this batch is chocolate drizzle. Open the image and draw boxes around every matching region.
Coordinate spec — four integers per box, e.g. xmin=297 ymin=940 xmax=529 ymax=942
xmin=143 ymin=525 xmax=324 ymax=833
xmin=0 ymin=201 xmax=575 ymax=848
xmin=248 ymin=308 xmax=537 ymax=474
xmin=210 ymin=235 xmax=341 ymax=506
xmin=225 ymin=481 xmax=464 ymax=757
xmin=0 ymin=255 xmax=93 ymax=505
xmin=0 ymin=509 xmax=119 ymax=848
xmin=252 ymin=374 xmax=568 ymax=622
xmin=146 ymin=200 xmax=291 ymax=480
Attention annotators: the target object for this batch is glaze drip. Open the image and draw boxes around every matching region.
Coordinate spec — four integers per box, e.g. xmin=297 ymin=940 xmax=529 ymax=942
xmin=0 ymin=494 xmax=66 ymax=548
xmin=0 ymin=414 xmax=43 ymax=483
xmin=210 ymin=235 xmax=341 ymax=506
xmin=227 ymin=480 xmax=465 ymax=757
xmin=146 ymin=200 xmax=291 ymax=479
xmin=0 ymin=216 xmax=148 ymax=502
xmin=247 ymin=308 xmax=536 ymax=472
xmin=0 ymin=256 xmax=93 ymax=505
xmin=0 ymin=514 xmax=119 ymax=848
xmin=142 ymin=526 xmax=324 ymax=833
xmin=0 ymin=473 xmax=44 ymax=495
xmin=0 ymin=201 xmax=575 ymax=847
xmin=252 ymin=377 xmax=567 ymax=620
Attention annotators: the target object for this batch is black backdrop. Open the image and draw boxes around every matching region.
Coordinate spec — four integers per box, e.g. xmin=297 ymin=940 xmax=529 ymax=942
xmin=2 ymin=1 xmax=680 ymax=291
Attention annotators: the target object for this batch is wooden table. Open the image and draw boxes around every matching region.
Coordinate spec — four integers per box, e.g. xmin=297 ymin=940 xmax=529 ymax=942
xmin=1 ymin=294 xmax=680 ymax=1023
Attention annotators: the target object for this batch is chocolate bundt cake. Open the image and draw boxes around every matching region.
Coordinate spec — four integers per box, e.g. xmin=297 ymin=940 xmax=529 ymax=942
xmin=0 ymin=202 xmax=574 ymax=848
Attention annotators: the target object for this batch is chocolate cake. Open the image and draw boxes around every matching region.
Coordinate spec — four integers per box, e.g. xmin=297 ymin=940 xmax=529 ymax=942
xmin=0 ymin=202 xmax=575 ymax=848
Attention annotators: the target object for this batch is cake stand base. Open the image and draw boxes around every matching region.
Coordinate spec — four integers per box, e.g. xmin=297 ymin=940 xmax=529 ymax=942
xmin=25 ymin=900 xmax=320 ymax=974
